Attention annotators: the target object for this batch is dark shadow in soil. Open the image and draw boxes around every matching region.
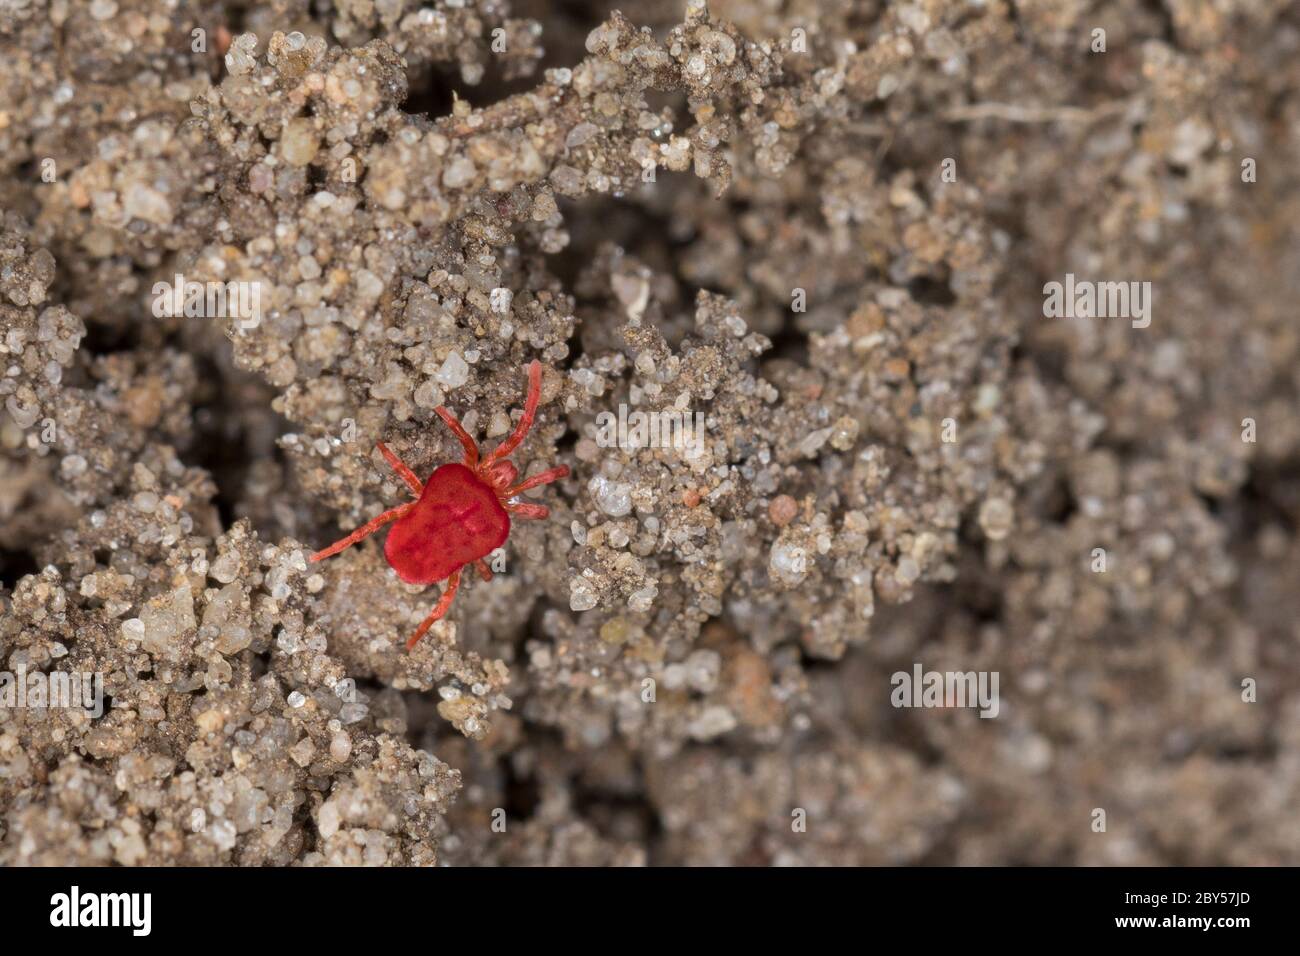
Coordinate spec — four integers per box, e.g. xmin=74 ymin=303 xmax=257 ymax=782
xmin=0 ymin=545 xmax=39 ymax=590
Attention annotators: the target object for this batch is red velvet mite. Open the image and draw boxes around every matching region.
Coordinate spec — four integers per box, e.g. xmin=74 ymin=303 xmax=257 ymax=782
xmin=310 ymin=360 xmax=569 ymax=650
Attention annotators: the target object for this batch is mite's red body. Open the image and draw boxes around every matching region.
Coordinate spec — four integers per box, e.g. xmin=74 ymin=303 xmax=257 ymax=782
xmin=385 ymin=464 xmax=510 ymax=584
xmin=310 ymin=360 xmax=569 ymax=649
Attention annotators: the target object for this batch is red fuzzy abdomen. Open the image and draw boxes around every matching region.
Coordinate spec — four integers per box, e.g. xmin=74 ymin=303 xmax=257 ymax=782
xmin=385 ymin=463 xmax=510 ymax=584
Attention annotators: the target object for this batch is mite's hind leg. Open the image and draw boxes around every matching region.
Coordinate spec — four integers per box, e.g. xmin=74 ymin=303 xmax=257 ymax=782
xmin=310 ymin=502 xmax=413 ymax=562
xmin=376 ymin=442 xmax=423 ymax=496
xmin=405 ymin=569 xmax=461 ymax=651
xmin=507 ymin=503 xmax=549 ymax=520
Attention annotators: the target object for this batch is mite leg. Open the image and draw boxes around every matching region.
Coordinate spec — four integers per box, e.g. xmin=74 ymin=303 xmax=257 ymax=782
xmin=435 ymin=407 xmax=480 ymax=468
xmin=485 ymin=360 xmax=542 ymax=464
xmin=406 ymin=569 xmax=461 ymax=650
xmin=310 ymin=503 xmax=413 ymax=562
xmin=376 ymin=442 xmax=423 ymax=496
xmin=507 ymin=502 xmax=549 ymax=520
xmin=503 ymin=464 xmax=570 ymax=498
xmin=473 ymin=558 xmax=494 ymax=582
